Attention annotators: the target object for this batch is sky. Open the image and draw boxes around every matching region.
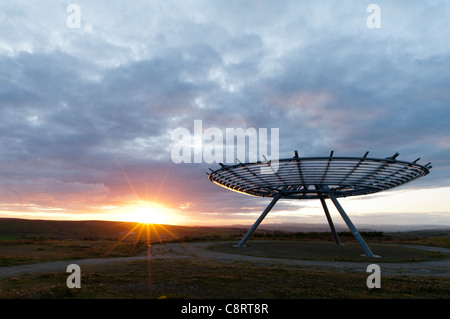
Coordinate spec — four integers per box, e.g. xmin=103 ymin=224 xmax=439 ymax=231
xmin=0 ymin=0 xmax=449 ymax=228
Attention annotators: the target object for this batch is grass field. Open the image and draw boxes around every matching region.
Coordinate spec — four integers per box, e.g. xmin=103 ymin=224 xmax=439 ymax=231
xmin=0 ymin=239 xmax=148 ymax=267
xmin=1 ymin=253 xmax=449 ymax=299
xmin=209 ymin=241 xmax=448 ymax=263
xmin=0 ymin=218 xmax=449 ymax=299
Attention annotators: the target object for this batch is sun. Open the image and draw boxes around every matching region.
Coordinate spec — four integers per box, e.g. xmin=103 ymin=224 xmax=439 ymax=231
xmin=123 ymin=201 xmax=173 ymax=225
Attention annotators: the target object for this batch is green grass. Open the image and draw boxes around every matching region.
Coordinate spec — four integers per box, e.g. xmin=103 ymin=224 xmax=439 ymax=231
xmin=0 ymin=235 xmax=21 ymax=240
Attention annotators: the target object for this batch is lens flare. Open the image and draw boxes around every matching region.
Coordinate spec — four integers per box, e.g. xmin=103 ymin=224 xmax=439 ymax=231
xmin=123 ymin=201 xmax=173 ymax=225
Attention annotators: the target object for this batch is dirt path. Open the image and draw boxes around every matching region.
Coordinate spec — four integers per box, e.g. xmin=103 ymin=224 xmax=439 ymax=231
xmin=1 ymin=241 xmax=449 ymax=278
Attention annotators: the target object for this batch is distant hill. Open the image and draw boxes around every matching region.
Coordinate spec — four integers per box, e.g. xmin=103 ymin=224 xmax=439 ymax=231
xmin=0 ymin=218 xmax=246 ymax=241
xmin=230 ymin=222 xmax=450 ymax=233
xmin=0 ymin=218 xmax=137 ymax=239
xmin=1 ymin=218 xmax=449 ymax=241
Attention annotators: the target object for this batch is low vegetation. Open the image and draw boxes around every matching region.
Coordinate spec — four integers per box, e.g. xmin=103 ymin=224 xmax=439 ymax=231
xmin=1 ymin=258 xmax=449 ymax=299
xmin=209 ymin=241 xmax=449 ymax=263
xmin=0 ymin=218 xmax=449 ymax=299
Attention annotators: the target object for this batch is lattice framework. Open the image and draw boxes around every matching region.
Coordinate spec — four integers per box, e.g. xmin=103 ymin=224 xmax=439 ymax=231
xmin=208 ymin=151 xmax=432 ymax=258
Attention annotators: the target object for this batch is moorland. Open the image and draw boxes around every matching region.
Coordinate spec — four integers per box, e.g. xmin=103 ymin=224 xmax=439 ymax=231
xmin=0 ymin=218 xmax=449 ymax=299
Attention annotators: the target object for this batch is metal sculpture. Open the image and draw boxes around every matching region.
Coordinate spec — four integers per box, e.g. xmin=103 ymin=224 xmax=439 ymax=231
xmin=208 ymin=151 xmax=431 ymax=257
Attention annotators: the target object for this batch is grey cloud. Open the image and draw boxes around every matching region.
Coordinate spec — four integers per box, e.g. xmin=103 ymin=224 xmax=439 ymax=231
xmin=0 ymin=1 xmax=449 ymax=221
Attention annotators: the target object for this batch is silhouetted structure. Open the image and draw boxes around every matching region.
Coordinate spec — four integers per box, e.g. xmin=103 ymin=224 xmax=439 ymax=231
xmin=208 ymin=151 xmax=431 ymax=257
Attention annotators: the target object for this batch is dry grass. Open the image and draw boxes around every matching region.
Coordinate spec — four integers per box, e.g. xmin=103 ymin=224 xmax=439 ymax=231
xmin=1 ymin=257 xmax=449 ymax=299
xmin=209 ymin=240 xmax=449 ymax=263
xmin=0 ymin=239 xmax=147 ymax=267
xmin=1 ymin=219 xmax=449 ymax=299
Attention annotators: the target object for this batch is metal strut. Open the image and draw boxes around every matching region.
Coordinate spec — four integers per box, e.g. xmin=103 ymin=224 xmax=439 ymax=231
xmin=315 ymin=185 xmax=341 ymax=246
xmin=320 ymin=197 xmax=341 ymax=246
xmin=234 ymin=194 xmax=282 ymax=247
xmin=325 ymin=188 xmax=378 ymax=257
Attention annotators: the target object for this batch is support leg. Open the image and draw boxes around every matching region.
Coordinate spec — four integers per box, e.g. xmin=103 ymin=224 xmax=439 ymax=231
xmin=327 ymin=192 xmax=378 ymax=257
xmin=319 ymin=197 xmax=341 ymax=246
xmin=234 ymin=194 xmax=281 ymax=247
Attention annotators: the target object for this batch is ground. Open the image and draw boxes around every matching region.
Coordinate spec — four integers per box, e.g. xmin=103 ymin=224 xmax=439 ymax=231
xmin=1 ymin=240 xmax=449 ymax=299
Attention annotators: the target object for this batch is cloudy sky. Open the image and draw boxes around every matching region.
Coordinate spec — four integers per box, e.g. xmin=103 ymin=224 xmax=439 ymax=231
xmin=1 ymin=0 xmax=449 ymax=227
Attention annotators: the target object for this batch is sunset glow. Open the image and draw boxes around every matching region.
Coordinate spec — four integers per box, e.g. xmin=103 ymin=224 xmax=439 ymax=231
xmin=0 ymin=2 xmax=449 ymax=229
xmin=113 ymin=201 xmax=181 ymax=225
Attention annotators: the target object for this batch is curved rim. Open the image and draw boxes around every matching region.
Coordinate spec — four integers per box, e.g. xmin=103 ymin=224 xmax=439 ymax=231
xmin=208 ymin=153 xmax=431 ymax=199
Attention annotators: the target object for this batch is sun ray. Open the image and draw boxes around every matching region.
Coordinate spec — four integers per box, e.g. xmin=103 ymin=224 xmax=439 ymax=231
xmin=101 ymin=162 xmax=191 ymax=298
xmin=114 ymin=157 xmax=139 ymax=198
xmin=151 ymin=165 xmax=172 ymax=201
xmin=133 ymin=223 xmax=146 ymax=250
xmin=155 ymin=224 xmax=208 ymax=258
xmin=102 ymin=222 xmax=141 ymax=258
xmin=146 ymin=223 xmax=152 ymax=297
xmin=149 ymin=223 xmax=165 ymax=245
xmin=156 ymin=224 xmax=181 ymax=242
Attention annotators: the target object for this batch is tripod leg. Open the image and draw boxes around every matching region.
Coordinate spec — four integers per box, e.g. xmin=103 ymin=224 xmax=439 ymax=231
xmin=234 ymin=194 xmax=281 ymax=247
xmin=327 ymin=192 xmax=377 ymax=257
xmin=319 ymin=197 xmax=341 ymax=246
